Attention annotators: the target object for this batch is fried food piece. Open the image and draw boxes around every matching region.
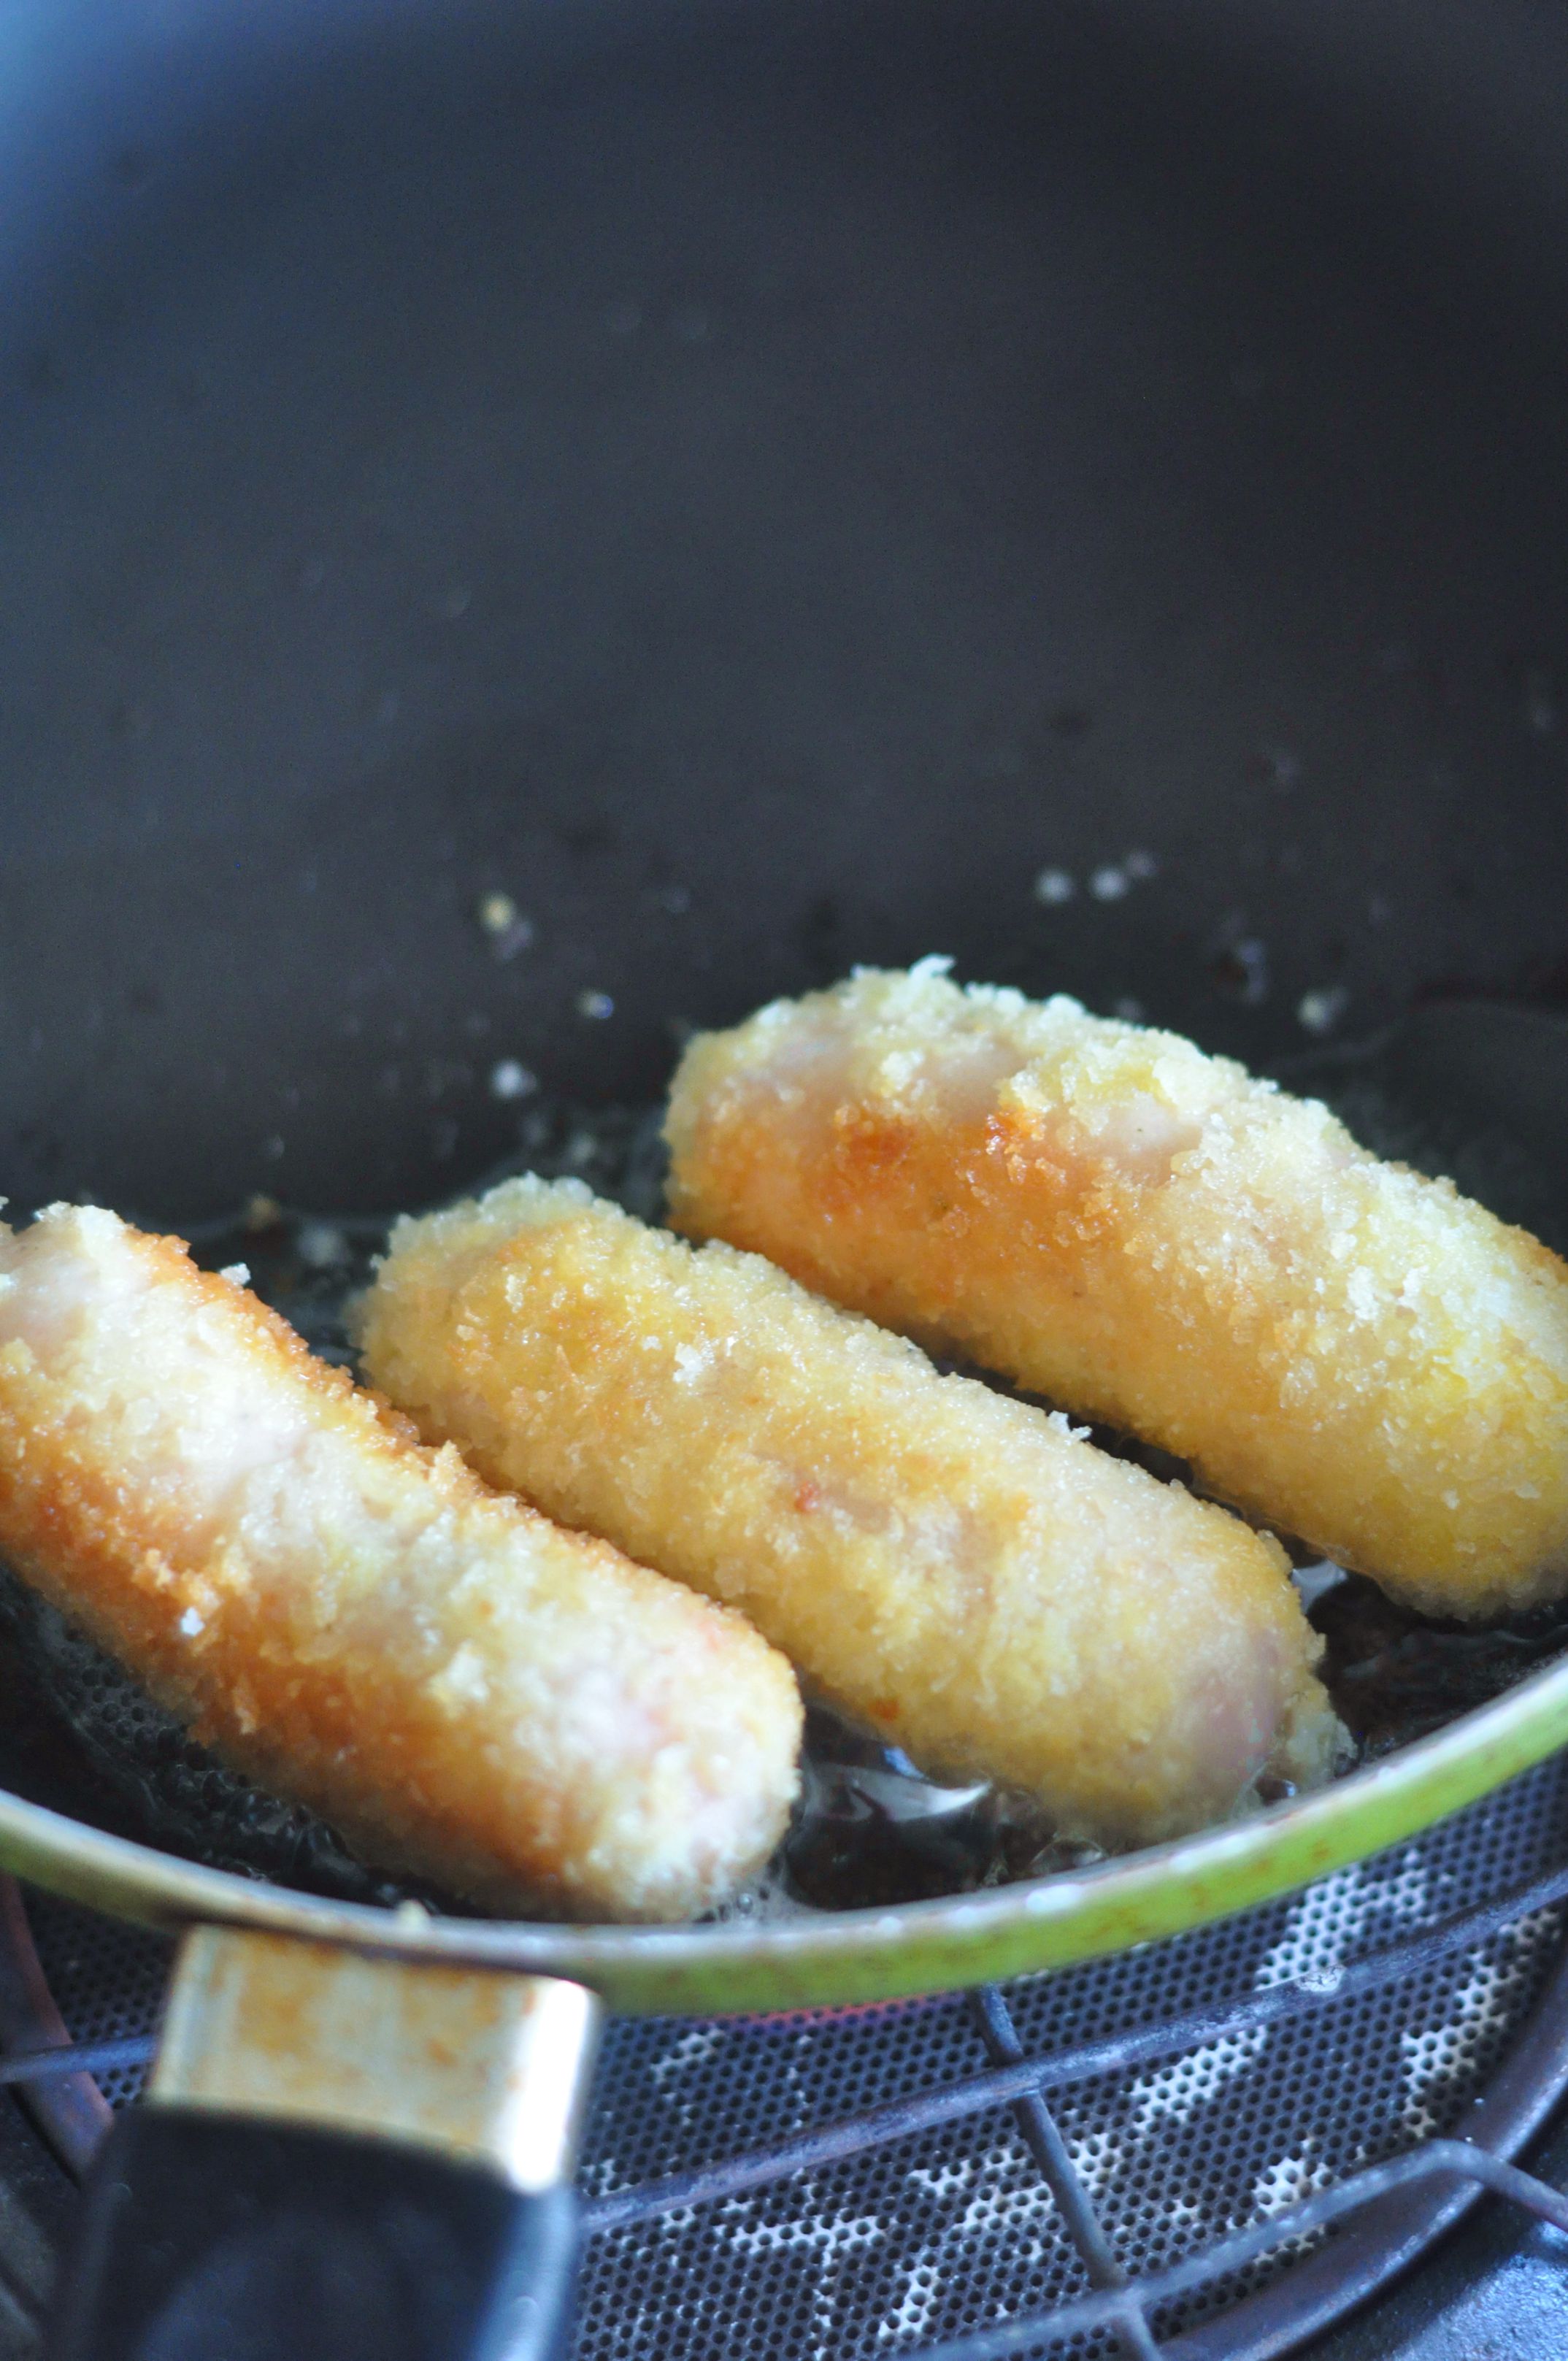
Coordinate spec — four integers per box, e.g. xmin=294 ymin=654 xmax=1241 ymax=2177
xmin=0 ymin=1205 xmax=801 ymax=1923
xmin=356 ymin=1176 xmax=1339 ymax=1850
xmin=664 ymin=963 xmax=1568 ymax=1618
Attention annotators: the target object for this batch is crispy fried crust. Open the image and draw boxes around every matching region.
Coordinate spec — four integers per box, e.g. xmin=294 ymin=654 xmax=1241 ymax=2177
xmin=664 ymin=965 xmax=1568 ymax=1616
xmin=357 ymin=1178 xmax=1340 ymax=1849
xmin=0 ymin=1205 xmax=801 ymax=1922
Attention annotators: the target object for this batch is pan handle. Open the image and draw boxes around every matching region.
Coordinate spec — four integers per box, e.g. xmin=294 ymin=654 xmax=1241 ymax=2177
xmin=46 ymin=2111 xmax=580 ymax=2361
xmin=44 ymin=1927 xmax=599 ymax=2361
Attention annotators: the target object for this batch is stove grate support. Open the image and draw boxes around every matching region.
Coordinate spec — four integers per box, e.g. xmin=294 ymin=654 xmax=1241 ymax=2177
xmin=9 ymin=1762 xmax=1568 ymax=2358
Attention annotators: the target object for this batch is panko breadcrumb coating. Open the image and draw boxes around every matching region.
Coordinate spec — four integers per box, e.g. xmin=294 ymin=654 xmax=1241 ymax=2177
xmin=0 ymin=1205 xmax=801 ymax=1923
xmin=664 ymin=963 xmax=1568 ymax=1617
xmin=356 ymin=1177 xmax=1339 ymax=1850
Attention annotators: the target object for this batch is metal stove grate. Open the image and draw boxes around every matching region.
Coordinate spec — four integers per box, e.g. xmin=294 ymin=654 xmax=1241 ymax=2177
xmin=570 ymin=1757 xmax=1568 ymax=2359
xmin=16 ymin=1908 xmax=168 ymax=2116
xmin=14 ymin=1754 xmax=1568 ymax=2359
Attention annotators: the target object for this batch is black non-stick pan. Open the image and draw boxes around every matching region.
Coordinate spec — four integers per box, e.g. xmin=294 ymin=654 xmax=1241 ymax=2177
xmin=7 ymin=1 xmax=1568 ymax=2353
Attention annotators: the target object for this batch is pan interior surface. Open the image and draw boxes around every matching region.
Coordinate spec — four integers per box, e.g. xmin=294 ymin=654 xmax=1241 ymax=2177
xmin=3 ymin=0 xmax=1568 ymax=1218
xmin=1 ymin=0 xmax=1568 ymax=2005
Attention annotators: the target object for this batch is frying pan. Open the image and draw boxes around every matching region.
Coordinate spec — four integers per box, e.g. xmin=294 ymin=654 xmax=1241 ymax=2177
xmin=7 ymin=0 xmax=1568 ymax=2351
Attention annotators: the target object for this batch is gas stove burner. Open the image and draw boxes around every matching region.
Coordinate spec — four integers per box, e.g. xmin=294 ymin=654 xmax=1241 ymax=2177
xmin=5 ymin=1756 xmax=1568 ymax=2358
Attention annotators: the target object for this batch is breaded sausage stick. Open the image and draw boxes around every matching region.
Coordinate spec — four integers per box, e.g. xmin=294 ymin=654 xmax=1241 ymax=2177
xmin=664 ymin=963 xmax=1568 ymax=1618
xmin=0 ymin=1205 xmax=801 ymax=1923
xmin=356 ymin=1177 xmax=1340 ymax=1850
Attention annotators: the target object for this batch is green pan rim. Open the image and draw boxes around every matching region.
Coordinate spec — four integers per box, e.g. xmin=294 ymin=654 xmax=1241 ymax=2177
xmin=3 ymin=1646 xmax=1567 ymax=2016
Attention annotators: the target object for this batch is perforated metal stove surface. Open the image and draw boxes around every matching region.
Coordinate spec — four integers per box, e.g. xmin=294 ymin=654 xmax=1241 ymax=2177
xmin=4 ymin=1759 xmax=1568 ymax=2358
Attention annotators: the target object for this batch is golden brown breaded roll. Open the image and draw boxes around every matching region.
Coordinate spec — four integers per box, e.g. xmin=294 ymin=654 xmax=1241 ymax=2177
xmin=0 ymin=1205 xmax=801 ymax=1922
xmin=356 ymin=1176 xmax=1339 ymax=1850
xmin=664 ymin=963 xmax=1568 ymax=1618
